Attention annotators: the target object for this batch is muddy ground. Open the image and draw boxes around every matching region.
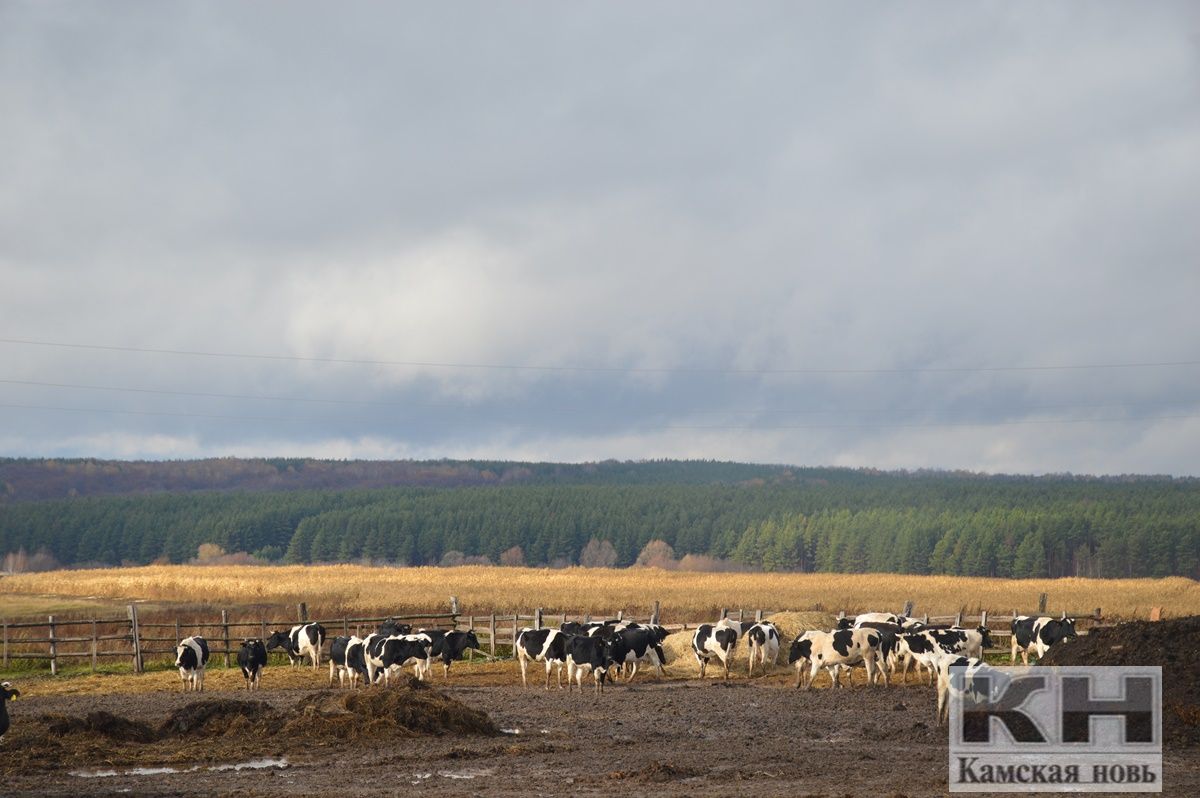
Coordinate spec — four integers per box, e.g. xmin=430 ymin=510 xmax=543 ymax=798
xmin=3 ymin=664 xmax=1199 ymax=797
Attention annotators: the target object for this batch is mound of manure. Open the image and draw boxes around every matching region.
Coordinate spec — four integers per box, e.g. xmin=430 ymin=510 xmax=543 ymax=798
xmin=301 ymin=677 xmax=499 ymax=737
xmin=43 ymin=711 xmax=158 ymax=743
xmin=159 ymin=699 xmax=276 ymax=736
xmin=1039 ymin=615 xmax=1200 ymax=746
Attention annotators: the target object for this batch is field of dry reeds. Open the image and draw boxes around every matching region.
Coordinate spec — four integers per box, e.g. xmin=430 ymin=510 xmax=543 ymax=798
xmin=2 ymin=565 xmax=1196 ymax=621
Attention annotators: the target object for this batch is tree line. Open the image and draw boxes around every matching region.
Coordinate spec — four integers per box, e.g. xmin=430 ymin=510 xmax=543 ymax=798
xmin=0 ymin=462 xmax=1196 ymax=578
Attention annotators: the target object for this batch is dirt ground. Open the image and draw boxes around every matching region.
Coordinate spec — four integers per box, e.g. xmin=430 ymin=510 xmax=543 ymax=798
xmin=3 ymin=660 xmax=1199 ymax=797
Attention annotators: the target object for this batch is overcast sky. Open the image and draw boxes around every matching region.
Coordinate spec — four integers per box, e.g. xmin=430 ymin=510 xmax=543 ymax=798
xmin=1 ymin=2 xmax=1198 ymax=475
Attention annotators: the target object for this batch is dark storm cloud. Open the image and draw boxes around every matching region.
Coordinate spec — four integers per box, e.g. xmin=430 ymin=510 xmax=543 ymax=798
xmin=1 ymin=2 xmax=1198 ymax=473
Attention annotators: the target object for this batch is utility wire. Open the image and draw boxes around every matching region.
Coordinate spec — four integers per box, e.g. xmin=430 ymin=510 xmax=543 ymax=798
xmin=3 ymin=336 xmax=1199 ymax=375
xmin=2 ymin=401 xmax=1197 ymax=432
xmin=1 ymin=376 xmax=1199 ymax=418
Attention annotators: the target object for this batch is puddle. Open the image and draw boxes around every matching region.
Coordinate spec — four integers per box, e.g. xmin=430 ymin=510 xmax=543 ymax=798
xmin=500 ymin=728 xmax=520 ymax=734
xmin=71 ymin=759 xmax=289 ymax=778
xmin=437 ymin=767 xmax=494 ymax=780
xmin=208 ymin=758 xmax=290 ymax=772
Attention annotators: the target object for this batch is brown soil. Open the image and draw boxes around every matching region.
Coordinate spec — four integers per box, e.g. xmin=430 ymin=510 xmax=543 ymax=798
xmin=3 ymin=664 xmax=1199 ymax=796
xmin=1040 ymin=615 xmax=1200 ymax=746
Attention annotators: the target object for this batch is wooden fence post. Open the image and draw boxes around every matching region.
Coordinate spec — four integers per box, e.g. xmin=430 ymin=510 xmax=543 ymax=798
xmin=2 ymin=618 xmax=7 ymax=669
xmin=651 ymin=600 xmax=660 ymax=625
xmin=837 ymin=610 xmax=845 ymax=621
xmin=450 ymin=596 xmax=459 ymax=615
xmin=616 ymin=610 xmax=623 ymax=622
xmin=221 ymin=610 xmax=231 ymax=668
xmin=923 ymin=613 xmax=929 ymax=624
xmin=174 ymin=618 xmax=181 ymax=645
xmin=489 ymin=614 xmax=497 ymax=658
xmin=902 ymin=600 xmax=914 ymax=617
xmin=561 ymin=612 xmax=567 ymax=626
xmin=980 ymin=610 xmax=988 ymax=630
xmin=91 ymin=619 xmax=99 ymax=671
xmin=955 ymin=610 xmax=963 ymax=627
xmin=535 ymin=608 xmax=543 ymax=630
xmin=511 ymin=616 xmax=518 ymax=659
xmin=48 ymin=615 xmax=58 ymax=676
xmin=755 ymin=609 xmax=763 ymax=622
xmin=343 ymin=616 xmax=350 ymax=636
xmin=298 ymin=603 xmax=308 ymax=623
xmin=128 ymin=604 xmax=143 ymax=674
xmin=721 ymin=608 xmax=729 ymax=620
xmin=1038 ymin=593 xmax=1048 ymax=614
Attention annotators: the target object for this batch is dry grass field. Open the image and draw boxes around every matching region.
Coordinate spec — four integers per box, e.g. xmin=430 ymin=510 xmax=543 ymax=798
xmin=2 ymin=565 xmax=1196 ymax=620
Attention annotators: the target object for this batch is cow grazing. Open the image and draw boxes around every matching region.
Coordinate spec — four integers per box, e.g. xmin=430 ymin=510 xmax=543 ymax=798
xmin=237 ymin=639 xmax=268 ymax=690
xmin=1011 ymin=616 xmax=1077 ymax=663
xmin=516 ymin=628 xmax=570 ymax=689
xmin=0 ymin=681 xmax=19 ymax=742
xmin=607 ymin=627 xmax=667 ymax=681
xmin=746 ymin=621 xmax=780 ymax=676
xmin=788 ymin=629 xmax=881 ymax=689
xmin=175 ymin=636 xmax=210 ymax=692
xmin=266 ymin=623 xmax=326 ymax=669
xmin=692 ymin=624 xmax=739 ymax=680
xmin=363 ymin=633 xmax=432 ymax=685
xmin=329 ymin=636 xmax=368 ymax=688
xmin=432 ymin=630 xmax=480 ymax=677
xmin=565 ymin=635 xmax=615 ymax=695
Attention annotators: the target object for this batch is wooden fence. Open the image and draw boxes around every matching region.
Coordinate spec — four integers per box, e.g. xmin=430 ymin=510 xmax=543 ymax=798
xmin=0 ymin=597 xmax=1113 ymax=676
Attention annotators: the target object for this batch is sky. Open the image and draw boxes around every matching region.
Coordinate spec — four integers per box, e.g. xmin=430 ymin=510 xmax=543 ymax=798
xmin=1 ymin=2 xmax=1199 ymax=475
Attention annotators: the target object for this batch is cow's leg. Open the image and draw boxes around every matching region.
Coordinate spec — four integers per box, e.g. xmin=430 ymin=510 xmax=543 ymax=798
xmin=1011 ymin=636 xmax=1019 ymax=664
xmin=544 ymin=659 xmax=553 ymax=690
xmin=518 ymin=651 xmax=529 ymax=688
xmin=696 ymin=653 xmax=706 ymax=679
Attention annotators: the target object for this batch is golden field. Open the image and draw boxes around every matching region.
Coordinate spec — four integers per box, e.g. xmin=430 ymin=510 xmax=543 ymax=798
xmin=1 ymin=565 xmax=1196 ymax=621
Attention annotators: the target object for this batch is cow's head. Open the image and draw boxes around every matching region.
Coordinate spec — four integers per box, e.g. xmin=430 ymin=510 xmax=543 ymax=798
xmin=1 ymin=681 xmax=19 ymax=701
xmin=242 ymin=638 xmax=264 ymax=652
xmin=977 ymin=626 xmax=994 ymax=649
xmin=788 ymin=634 xmax=814 ymax=665
xmin=835 ymin=617 xmax=854 ymax=630
xmin=174 ymin=642 xmax=192 ymax=669
xmin=264 ymin=630 xmax=292 ymax=652
xmin=378 ymin=619 xmax=412 ymax=636
xmin=462 ymin=630 xmax=480 ymax=650
xmin=1060 ymin=618 xmax=1078 ymax=639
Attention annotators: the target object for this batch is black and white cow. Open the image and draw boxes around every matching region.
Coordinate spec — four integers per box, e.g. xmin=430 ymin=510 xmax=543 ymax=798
xmin=935 ymin=654 xmax=988 ymax=725
xmin=0 ymin=681 xmax=19 ymax=742
xmin=692 ymin=623 xmax=739 ymax=680
xmin=237 ymin=639 xmax=267 ymax=690
xmin=607 ymin=627 xmax=667 ymax=680
xmin=565 ymin=635 xmax=615 ymax=695
xmin=174 ymin=635 xmax=210 ymax=692
xmin=1011 ymin=616 xmax=1077 ymax=663
xmin=266 ymin=623 xmax=326 ymax=669
xmin=788 ymin=628 xmax=881 ymax=689
xmin=853 ymin=612 xmax=902 ymax=627
xmin=745 ymin=621 xmax=781 ymax=676
xmin=516 ymin=628 xmax=570 ymax=689
xmin=431 ymin=630 xmax=481 ymax=678
xmin=329 ymin=635 xmax=368 ymax=688
xmin=363 ymin=632 xmax=432 ymax=685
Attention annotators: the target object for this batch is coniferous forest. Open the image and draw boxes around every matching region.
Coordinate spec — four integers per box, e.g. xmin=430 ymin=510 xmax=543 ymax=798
xmin=0 ymin=457 xmax=1196 ymax=578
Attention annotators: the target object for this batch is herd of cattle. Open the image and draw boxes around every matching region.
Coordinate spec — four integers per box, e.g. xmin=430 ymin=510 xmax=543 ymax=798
xmin=163 ymin=612 xmax=1080 ymax=724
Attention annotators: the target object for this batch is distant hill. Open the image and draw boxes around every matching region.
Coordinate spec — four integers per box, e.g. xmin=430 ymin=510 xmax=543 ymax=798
xmin=1 ymin=458 xmax=1197 ymax=579
xmin=0 ymin=457 xmax=799 ymax=502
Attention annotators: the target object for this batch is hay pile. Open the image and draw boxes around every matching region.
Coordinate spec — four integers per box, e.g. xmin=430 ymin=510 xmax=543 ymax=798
xmin=660 ymin=611 xmax=836 ymax=674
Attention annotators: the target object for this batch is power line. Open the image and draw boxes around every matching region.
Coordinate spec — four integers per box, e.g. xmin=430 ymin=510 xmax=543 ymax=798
xmin=3 ymin=336 xmax=1199 ymax=375
xmin=2 ymin=401 xmax=1197 ymax=432
xmin=2 ymin=376 xmax=1199 ymax=418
